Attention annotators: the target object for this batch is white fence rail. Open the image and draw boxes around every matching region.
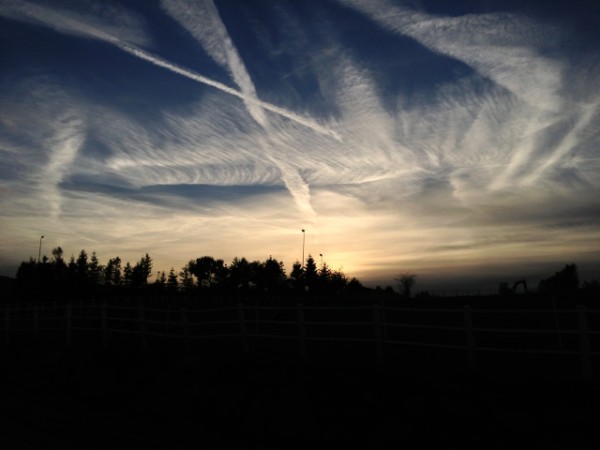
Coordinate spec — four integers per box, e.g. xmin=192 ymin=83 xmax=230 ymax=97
xmin=1 ymin=301 xmax=598 ymax=381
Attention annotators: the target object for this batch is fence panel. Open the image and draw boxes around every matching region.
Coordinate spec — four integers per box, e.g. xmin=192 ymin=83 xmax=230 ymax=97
xmin=0 ymin=301 xmax=597 ymax=381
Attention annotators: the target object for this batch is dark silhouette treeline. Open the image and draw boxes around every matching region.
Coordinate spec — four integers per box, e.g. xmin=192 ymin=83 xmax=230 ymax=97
xmin=4 ymin=257 xmax=600 ymax=448
xmin=11 ymin=247 xmax=367 ymax=303
xmin=6 ymin=246 xmax=599 ymax=307
xmin=411 ymin=263 xmax=599 ymax=309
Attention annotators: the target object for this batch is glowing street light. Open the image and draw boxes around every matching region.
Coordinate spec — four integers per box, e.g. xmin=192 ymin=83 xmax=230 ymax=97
xmin=38 ymin=235 xmax=44 ymax=263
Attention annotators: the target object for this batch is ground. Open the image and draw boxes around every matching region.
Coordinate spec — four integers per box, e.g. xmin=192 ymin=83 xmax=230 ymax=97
xmin=1 ymin=343 xmax=598 ymax=449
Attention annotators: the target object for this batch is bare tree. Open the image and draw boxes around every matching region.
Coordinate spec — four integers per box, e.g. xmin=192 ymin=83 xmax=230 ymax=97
xmin=395 ymin=272 xmax=417 ymax=298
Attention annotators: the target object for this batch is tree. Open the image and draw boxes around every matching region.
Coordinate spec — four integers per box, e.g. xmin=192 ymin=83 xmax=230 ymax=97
xmin=290 ymin=260 xmax=304 ymax=291
xmin=123 ymin=262 xmax=133 ymax=287
xmin=538 ymin=264 xmax=579 ymax=295
xmin=229 ymin=257 xmax=250 ymax=289
xmin=51 ymin=246 xmax=64 ymax=264
xmin=213 ymin=259 xmax=228 ymax=288
xmin=395 ymin=272 xmax=417 ymax=299
xmin=88 ymin=251 xmax=103 ymax=284
xmin=104 ymin=257 xmax=122 ymax=286
xmin=189 ymin=256 xmax=223 ymax=288
xmin=179 ymin=264 xmax=195 ymax=291
xmin=318 ymin=262 xmax=331 ymax=281
xmin=131 ymin=254 xmax=152 ymax=287
xmin=154 ymin=271 xmax=166 ymax=289
xmin=347 ymin=277 xmax=364 ymax=293
xmin=316 ymin=262 xmax=332 ymax=292
xmin=15 ymin=258 xmax=38 ymax=286
xmin=247 ymin=260 xmax=262 ymax=289
xmin=304 ymin=255 xmax=318 ymax=291
xmin=258 ymin=256 xmax=286 ymax=291
xmin=76 ymin=250 xmax=89 ymax=281
xmin=50 ymin=246 xmax=67 ymax=281
xmin=167 ymin=268 xmax=178 ymax=293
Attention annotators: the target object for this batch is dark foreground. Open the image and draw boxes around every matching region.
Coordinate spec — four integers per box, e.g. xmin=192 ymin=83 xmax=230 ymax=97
xmin=1 ymin=343 xmax=599 ymax=450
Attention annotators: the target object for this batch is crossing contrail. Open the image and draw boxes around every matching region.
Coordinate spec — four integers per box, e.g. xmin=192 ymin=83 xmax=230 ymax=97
xmin=159 ymin=0 xmax=319 ymax=216
xmin=0 ymin=1 xmax=341 ymax=142
xmin=118 ymin=42 xmax=341 ymax=142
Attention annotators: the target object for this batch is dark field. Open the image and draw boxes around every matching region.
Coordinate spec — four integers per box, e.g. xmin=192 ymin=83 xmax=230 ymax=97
xmin=1 ymin=344 xmax=599 ymax=449
xmin=1 ymin=293 xmax=599 ymax=448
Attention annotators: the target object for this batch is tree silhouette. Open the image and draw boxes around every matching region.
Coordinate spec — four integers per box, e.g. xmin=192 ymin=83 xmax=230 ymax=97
xmin=288 ymin=260 xmax=303 ymax=292
xmin=51 ymin=246 xmax=64 ymax=264
xmin=12 ymin=247 xmax=365 ymax=301
xmin=304 ymin=255 xmax=318 ymax=291
xmin=188 ymin=256 xmax=224 ymax=288
xmin=89 ymin=252 xmax=102 ymax=285
xmin=228 ymin=257 xmax=250 ymax=290
xmin=76 ymin=250 xmax=89 ymax=282
xmin=123 ymin=262 xmax=133 ymax=287
xmin=257 ymin=256 xmax=286 ymax=291
xmin=538 ymin=263 xmax=579 ymax=296
xmin=396 ymin=272 xmax=417 ymax=298
xmin=131 ymin=254 xmax=152 ymax=287
xmin=167 ymin=268 xmax=178 ymax=293
xmin=179 ymin=265 xmax=195 ymax=291
xmin=347 ymin=277 xmax=364 ymax=292
xmin=319 ymin=261 xmax=330 ymax=279
xmin=104 ymin=257 xmax=122 ymax=286
xmin=154 ymin=271 xmax=167 ymax=289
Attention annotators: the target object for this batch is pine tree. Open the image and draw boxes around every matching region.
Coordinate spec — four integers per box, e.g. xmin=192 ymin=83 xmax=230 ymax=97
xmin=89 ymin=251 xmax=103 ymax=284
xmin=304 ymin=255 xmax=318 ymax=291
xmin=179 ymin=265 xmax=194 ymax=291
xmin=167 ymin=268 xmax=178 ymax=292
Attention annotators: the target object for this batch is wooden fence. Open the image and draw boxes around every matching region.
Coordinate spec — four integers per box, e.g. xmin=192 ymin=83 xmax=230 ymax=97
xmin=1 ymin=301 xmax=598 ymax=382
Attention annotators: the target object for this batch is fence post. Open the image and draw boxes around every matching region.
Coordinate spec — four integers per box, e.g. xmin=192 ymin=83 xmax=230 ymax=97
xmin=237 ymin=303 xmax=249 ymax=358
xmin=181 ymin=307 xmax=191 ymax=353
xmin=255 ymin=297 xmax=260 ymax=334
xmin=66 ymin=302 xmax=72 ymax=347
xmin=138 ymin=304 xmax=148 ymax=352
xmin=552 ymin=297 xmax=565 ymax=351
xmin=33 ymin=306 xmax=39 ymax=338
xmin=577 ymin=305 xmax=593 ymax=383
xmin=101 ymin=302 xmax=109 ymax=350
xmin=463 ymin=306 xmax=477 ymax=376
xmin=380 ymin=296 xmax=388 ymax=339
xmin=297 ymin=303 xmax=308 ymax=363
xmin=4 ymin=306 xmax=10 ymax=345
xmin=373 ymin=303 xmax=384 ymax=366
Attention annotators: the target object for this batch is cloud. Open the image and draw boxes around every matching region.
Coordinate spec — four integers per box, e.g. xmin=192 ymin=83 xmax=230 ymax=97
xmin=0 ymin=0 xmax=150 ymax=46
xmin=337 ymin=0 xmax=564 ymax=111
xmin=41 ymin=112 xmax=86 ymax=219
xmin=1 ymin=0 xmax=599 ymax=286
xmin=0 ymin=78 xmax=86 ymax=220
xmin=336 ymin=0 xmax=600 ymax=195
xmin=161 ymin=0 xmax=269 ymax=128
xmin=160 ymin=0 xmax=324 ymax=216
xmin=0 ymin=1 xmax=341 ymax=142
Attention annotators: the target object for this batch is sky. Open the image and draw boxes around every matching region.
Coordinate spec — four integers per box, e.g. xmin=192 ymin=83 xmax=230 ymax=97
xmin=1 ymin=0 xmax=599 ymax=291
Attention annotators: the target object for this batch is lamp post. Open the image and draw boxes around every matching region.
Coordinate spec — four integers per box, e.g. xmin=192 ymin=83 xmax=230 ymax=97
xmin=301 ymin=229 xmax=305 ymax=268
xmin=38 ymin=235 xmax=44 ymax=263
xmin=320 ymin=253 xmax=323 ymax=266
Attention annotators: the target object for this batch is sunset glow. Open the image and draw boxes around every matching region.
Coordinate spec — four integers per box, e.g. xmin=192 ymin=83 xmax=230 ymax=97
xmin=1 ymin=0 xmax=599 ymax=289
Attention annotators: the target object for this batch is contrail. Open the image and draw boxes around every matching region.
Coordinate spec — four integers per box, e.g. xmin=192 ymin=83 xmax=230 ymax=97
xmin=0 ymin=1 xmax=341 ymax=142
xmin=161 ymin=0 xmax=270 ymax=128
xmin=1 ymin=0 xmax=332 ymax=216
xmin=159 ymin=0 xmax=319 ymax=217
xmin=119 ymin=43 xmax=341 ymax=142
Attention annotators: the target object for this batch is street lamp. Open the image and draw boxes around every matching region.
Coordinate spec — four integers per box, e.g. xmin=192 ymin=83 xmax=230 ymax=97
xmin=301 ymin=229 xmax=305 ymax=268
xmin=320 ymin=253 xmax=323 ymax=266
xmin=38 ymin=235 xmax=44 ymax=263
